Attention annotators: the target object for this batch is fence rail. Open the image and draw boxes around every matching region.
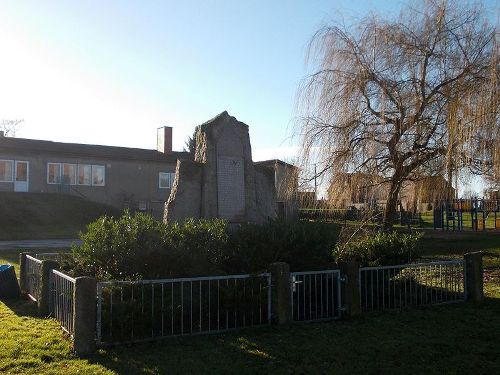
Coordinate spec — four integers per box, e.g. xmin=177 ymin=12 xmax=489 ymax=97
xmin=36 ymin=252 xmax=66 ymax=261
xmin=96 ymin=273 xmax=272 ymax=346
xmin=359 ymin=260 xmax=466 ymax=312
xmin=49 ymin=269 xmax=76 ymax=335
xmin=291 ymin=270 xmax=342 ymax=322
xmin=25 ymin=255 xmax=42 ymax=302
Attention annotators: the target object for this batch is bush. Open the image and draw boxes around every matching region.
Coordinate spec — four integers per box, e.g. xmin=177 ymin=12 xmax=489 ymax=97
xmin=67 ymin=212 xmax=342 ymax=280
xmin=332 ymin=230 xmax=423 ymax=267
xmin=225 ymin=220 xmax=341 ymax=273
xmin=68 ymin=212 xmax=229 ymax=280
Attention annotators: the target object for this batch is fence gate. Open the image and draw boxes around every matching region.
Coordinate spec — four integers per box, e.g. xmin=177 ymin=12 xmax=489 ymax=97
xmin=49 ymin=269 xmax=76 ymax=335
xmin=96 ymin=273 xmax=272 ymax=346
xmin=359 ymin=260 xmax=466 ymax=312
xmin=24 ymin=255 xmax=42 ymax=302
xmin=290 ymin=270 xmax=343 ymax=322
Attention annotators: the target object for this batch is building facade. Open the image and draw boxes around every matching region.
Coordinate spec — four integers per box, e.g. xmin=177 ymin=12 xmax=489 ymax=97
xmin=1 ymin=113 xmax=297 ymax=221
xmin=0 ymin=127 xmax=188 ymax=217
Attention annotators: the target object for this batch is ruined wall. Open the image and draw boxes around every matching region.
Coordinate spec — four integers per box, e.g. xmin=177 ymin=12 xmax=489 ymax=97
xmin=165 ymin=111 xmax=277 ymax=224
xmin=196 ymin=113 xmax=258 ymax=222
xmin=164 ymin=159 xmax=202 ymax=222
xmin=254 ymin=164 xmax=277 ymax=222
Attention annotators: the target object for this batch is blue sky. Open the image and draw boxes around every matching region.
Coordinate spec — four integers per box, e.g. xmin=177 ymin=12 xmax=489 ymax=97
xmin=0 ymin=1 xmax=498 ymax=193
xmin=0 ymin=0 xmax=397 ymax=155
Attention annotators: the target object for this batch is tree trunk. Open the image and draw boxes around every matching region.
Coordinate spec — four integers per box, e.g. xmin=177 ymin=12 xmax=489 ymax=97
xmin=383 ymin=179 xmax=402 ymax=231
xmin=447 ymin=161 xmax=454 ymax=200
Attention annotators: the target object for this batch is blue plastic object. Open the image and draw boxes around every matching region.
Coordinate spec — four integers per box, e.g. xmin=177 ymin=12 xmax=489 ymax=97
xmin=0 ymin=263 xmax=21 ymax=299
xmin=0 ymin=264 xmax=11 ymax=272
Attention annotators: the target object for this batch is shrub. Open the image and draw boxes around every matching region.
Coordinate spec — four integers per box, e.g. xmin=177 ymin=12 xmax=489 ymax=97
xmin=68 ymin=211 xmax=166 ymax=280
xmin=68 ymin=212 xmax=229 ymax=280
xmin=224 ymin=220 xmax=341 ymax=273
xmin=332 ymin=230 xmax=423 ymax=267
xmin=68 ymin=212 xmax=342 ymax=280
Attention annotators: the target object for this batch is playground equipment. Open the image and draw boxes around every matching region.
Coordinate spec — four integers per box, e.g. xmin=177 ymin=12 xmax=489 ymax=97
xmin=434 ymin=198 xmax=500 ymax=231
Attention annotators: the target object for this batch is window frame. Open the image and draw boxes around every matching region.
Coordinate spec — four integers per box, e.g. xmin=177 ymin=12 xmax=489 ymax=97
xmin=62 ymin=163 xmax=78 ymax=185
xmin=77 ymin=164 xmax=92 ymax=186
xmin=47 ymin=162 xmax=62 ymax=184
xmin=91 ymin=165 xmax=105 ymax=186
xmin=0 ymin=160 xmax=14 ymax=182
xmin=159 ymin=172 xmax=170 ymax=189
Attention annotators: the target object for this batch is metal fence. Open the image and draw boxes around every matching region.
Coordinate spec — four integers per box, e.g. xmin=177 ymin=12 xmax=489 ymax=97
xmin=49 ymin=269 xmax=76 ymax=335
xmin=25 ymin=255 xmax=42 ymax=302
xmin=359 ymin=260 xmax=466 ymax=312
xmin=36 ymin=252 xmax=66 ymax=261
xmin=291 ymin=270 xmax=342 ymax=322
xmin=96 ymin=273 xmax=272 ymax=345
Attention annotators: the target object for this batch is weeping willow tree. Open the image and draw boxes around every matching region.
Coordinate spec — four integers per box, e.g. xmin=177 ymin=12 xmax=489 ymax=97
xmin=297 ymin=0 xmax=500 ymax=229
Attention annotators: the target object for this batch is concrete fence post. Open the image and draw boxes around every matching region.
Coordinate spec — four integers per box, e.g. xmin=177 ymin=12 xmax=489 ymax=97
xmin=39 ymin=260 xmax=59 ymax=316
xmin=340 ymin=261 xmax=361 ymax=316
xmin=269 ymin=262 xmax=292 ymax=324
xmin=19 ymin=252 xmax=28 ymax=293
xmin=464 ymin=252 xmax=483 ymax=302
xmin=73 ymin=276 xmax=97 ymax=355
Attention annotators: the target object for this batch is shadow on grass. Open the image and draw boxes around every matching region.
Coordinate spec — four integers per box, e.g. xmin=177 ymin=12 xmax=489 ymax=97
xmin=83 ymin=298 xmax=500 ymax=375
xmin=2 ymin=295 xmax=40 ymax=317
xmin=87 ymin=327 xmax=277 ymax=375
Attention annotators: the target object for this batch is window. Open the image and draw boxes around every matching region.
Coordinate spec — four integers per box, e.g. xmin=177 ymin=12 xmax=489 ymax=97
xmin=78 ymin=165 xmax=91 ymax=185
xmin=0 ymin=160 xmax=13 ymax=182
xmin=62 ymin=163 xmax=77 ymax=185
xmin=47 ymin=162 xmax=105 ymax=186
xmin=159 ymin=172 xmax=176 ymax=188
xmin=92 ymin=165 xmax=105 ymax=186
xmin=138 ymin=200 xmax=147 ymax=211
xmin=159 ymin=172 xmax=170 ymax=188
xmin=47 ymin=163 xmax=61 ymax=184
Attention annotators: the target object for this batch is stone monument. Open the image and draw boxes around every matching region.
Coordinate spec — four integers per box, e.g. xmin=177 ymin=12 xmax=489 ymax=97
xmin=164 ymin=111 xmax=277 ymax=223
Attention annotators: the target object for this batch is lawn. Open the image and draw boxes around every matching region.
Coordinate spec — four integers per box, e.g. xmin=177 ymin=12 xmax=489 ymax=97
xmin=0 ymin=192 xmax=120 ymax=240
xmin=1 ymin=231 xmax=499 ymax=374
xmin=420 ymin=210 xmax=500 ymax=230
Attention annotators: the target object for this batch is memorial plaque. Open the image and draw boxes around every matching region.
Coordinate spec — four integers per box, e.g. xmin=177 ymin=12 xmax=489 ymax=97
xmin=217 ymin=156 xmax=245 ymax=218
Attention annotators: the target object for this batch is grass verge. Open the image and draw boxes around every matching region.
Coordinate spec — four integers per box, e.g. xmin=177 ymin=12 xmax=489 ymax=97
xmin=0 ymin=192 xmax=120 ymax=240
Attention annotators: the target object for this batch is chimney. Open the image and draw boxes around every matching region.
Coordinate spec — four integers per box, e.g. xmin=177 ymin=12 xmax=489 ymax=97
xmin=0 ymin=131 xmax=4 ymax=137
xmin=157 ymin=126 xmax=172 ymax=154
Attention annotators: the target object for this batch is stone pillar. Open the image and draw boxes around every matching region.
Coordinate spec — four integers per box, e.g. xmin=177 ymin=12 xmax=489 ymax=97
xmin=73 ymin=277 xmax=97 ymax=355
xmin=19 ymin=252 xmax=28 ymax=293
xmin=269 ymin=262 xmax=292 ymax=324
xmin=39 ymin=260 xmax=59 ymax=316
xmin=340 ymin=261 xmax=361 ymax=316
xmin=464 ymin=252 xmax=483 ymax=302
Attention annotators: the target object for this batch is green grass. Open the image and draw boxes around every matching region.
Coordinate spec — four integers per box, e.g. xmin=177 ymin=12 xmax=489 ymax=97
xmin=420 ymin=231 xmax=500 ymax=268
xmin=420 ymin=210 xmax=500 ymax=230
xmin=1 ymin=231 xmax=499 ymax=374
xmin=0 ymin=192 xmax=121 ymax=240
xmin=0 ymin=299 xmax=112 ymax=375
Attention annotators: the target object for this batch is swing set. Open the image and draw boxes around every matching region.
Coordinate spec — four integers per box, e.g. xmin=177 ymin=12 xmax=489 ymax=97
xmin=433 ymin=198 xmax=500 ymax=231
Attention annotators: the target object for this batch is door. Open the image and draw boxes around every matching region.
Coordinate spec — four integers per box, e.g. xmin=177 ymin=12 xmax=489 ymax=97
xmin=14 ymin=161 xmax=29 ymax=192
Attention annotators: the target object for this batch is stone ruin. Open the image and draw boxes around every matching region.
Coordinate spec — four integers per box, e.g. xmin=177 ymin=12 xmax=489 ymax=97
xmin=164 ymin=111 xmax=282 ymax=224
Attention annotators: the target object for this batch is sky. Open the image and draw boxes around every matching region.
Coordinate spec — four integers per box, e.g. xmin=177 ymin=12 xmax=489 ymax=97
xmin=0 ymin=0 xmax=498 ymax=194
